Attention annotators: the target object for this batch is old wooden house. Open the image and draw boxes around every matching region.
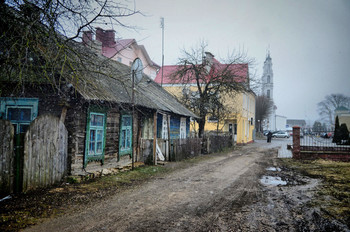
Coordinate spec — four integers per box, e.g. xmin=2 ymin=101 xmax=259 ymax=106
xmin=0 ymin=37 xmax=197 ymax=194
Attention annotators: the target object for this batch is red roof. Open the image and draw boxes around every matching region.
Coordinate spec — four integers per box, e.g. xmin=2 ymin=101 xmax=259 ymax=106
xmin=102 ymin=39 xmax=135 ymax=59
xmin=154 ymin=62 xmax=248 ymax=85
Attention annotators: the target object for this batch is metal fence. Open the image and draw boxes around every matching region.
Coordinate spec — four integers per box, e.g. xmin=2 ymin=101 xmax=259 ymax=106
xmin=300 ymin=131 xmax=350 ymax=152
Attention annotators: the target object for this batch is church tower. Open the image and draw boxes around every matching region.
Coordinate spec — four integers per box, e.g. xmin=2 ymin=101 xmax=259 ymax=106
xmin=261 ymin=52 xmax=273 ymax=100
xmin=261 ymin=52 xmax=276 ymax=131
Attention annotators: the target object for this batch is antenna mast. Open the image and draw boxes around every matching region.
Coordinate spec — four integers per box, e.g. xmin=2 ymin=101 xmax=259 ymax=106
xmin=160 ymin=17 xmax=164 ymax=87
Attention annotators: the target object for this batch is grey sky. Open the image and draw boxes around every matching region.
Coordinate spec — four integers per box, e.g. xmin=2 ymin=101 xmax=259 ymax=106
xmin=117 ymin=0 xmax=350 ymax=125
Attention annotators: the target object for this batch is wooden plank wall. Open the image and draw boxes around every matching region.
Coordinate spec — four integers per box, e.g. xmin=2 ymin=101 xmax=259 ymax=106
xmin=23 ymin=115 xmax=68 ymax=191
xmin=0 ymin=120 xmax=14 ymax=195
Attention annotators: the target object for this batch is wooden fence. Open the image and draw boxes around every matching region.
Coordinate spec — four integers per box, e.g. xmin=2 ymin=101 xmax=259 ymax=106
xmin=170 ymin=138 xmax=202 ymax=161
xmin=23 ymin=115 xmax=68 ymax=191
xmin=203 ymin=134 xmax=234 ymax=154
xmin=0 ymin=120 xmax=14 ymax=195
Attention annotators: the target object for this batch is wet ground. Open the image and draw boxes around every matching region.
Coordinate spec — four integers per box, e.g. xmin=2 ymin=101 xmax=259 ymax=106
xmin=20 ymin=140 xmax=349 ymax=232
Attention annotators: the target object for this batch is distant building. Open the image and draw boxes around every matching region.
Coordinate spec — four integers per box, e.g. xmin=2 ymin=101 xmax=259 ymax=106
xmin=82 ymin=28 xmax=160 ymax=79
xmin=261 ymin=53 xmax=278 ymax=131
xmin=275 ymin=115 xmax=287 ymax=131
xmin=286 ymin=119 xmax=307 ymax=129
xmin=154 ymin=52 xmax=256 ymax=144
xmin=335 ymin=106 xmax=350 ymax=131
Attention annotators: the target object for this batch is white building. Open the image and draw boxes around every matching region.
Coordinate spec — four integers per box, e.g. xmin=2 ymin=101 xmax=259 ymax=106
xmin=261 ymin=53 xmax=276 ymax=131
xmin=261 ymin=53 xmax=287 ymax=131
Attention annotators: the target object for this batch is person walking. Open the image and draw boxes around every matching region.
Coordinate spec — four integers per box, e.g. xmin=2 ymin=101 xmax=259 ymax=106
xmin=267 ymin=131 xmax=272 ymax=143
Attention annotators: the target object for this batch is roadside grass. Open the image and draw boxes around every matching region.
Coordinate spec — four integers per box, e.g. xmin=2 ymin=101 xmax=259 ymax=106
xmin=280 ymin=158 xmax=350 ymax=226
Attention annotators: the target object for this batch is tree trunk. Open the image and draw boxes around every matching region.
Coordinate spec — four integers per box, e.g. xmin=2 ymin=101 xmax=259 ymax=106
xmin=198 ymin=118 xmax=205 ymax=138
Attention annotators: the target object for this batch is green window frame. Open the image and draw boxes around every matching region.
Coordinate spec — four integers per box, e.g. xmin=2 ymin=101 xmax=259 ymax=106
xmin=119 ymin=114 xmax=132 ymax=156
xmin=84 ymin=110 xmax=107 ymax=167
xmin=0 ymin=98 xmax=38 ymax=134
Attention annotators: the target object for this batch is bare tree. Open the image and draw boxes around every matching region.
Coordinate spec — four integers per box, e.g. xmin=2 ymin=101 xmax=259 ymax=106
xmin=0 ymin=0 xmax=140 ymax=94
xmin=170 ymin=42 xmax=254 ymax=138
xmin=255 ymin=95 xmax=273 ymax=132
xmin=317 ymin=94 xmax=350 ymax=126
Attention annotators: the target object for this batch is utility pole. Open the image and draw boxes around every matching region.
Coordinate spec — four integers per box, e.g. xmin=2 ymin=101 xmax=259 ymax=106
xmin=160 ymin=17 xmax=164 ymax=87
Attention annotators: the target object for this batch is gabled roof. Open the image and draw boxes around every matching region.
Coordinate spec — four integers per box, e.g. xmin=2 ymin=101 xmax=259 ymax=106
xmin=154 ymin=61 xmax=248 ymax=85
xmin=102 ymin=38 xmax=160 ymax=69
xmin=72 ymin=41 xmax=196 ymax=118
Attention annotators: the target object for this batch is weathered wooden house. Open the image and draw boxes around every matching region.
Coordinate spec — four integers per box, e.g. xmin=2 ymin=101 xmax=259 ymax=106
xmin=0 ymin=38 xmax=197 ymax=193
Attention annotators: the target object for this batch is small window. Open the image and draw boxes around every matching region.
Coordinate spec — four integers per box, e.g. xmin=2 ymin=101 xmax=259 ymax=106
xmin=0 ymin=98 xmax=38 ymax=134
xmin=267 ymin=90 xmax=270 ymax=98
xmin=267 ymin=75 xmax=270 ymax=83
xmin=84 ymin=111 xmax=106 ymax=167
xmin=119 ymin=114 xmax=132 ymax=156
xmin=208 ymin=116 xmax=218 ymax=123
xmin=87 ymin=113 xmax=105 ymax=156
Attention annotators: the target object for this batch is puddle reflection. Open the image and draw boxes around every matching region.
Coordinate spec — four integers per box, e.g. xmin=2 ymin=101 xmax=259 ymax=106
xmin=260 ymin=176 xmax=287 ymax=186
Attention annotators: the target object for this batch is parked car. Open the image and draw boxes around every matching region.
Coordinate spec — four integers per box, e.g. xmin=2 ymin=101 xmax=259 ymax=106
xmin=272 ymin=131 xmax=290 ymax=138
xmin=321 ymin=132 xmax=333 ymax=138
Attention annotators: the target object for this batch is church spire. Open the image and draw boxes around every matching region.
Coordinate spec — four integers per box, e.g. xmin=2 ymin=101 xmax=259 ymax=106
xmin=261 ymin=52 xmax=273 ymax=99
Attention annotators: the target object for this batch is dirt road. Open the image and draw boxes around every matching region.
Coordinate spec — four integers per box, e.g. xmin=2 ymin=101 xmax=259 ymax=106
xmin=24 ymin=142 xmax=346 ymax=232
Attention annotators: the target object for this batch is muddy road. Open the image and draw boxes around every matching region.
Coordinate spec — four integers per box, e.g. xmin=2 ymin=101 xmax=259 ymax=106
xmin=24 ymin=143 xmax=346 ymax=232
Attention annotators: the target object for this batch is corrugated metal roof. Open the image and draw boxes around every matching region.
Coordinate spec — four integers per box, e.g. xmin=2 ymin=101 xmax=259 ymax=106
xmin=70 ymin=41 xmax=197 ymax=118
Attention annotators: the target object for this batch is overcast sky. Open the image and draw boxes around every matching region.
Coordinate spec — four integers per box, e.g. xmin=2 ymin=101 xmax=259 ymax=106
xmin=116 ymin=0 xmax=350 ymax=125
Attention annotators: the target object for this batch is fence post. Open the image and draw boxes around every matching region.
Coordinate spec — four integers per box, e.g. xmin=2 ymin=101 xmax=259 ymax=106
xmin=292 ymin=126 xmax=301 ymax=159
xmin=207 ymin=137 xmax=210 ymax=154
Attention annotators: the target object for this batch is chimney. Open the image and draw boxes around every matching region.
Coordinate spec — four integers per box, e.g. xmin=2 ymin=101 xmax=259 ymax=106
xmin=204 ymin=52 xmax=214 ymax=65
xmin=204 ymin=52 xmax=214 ymax=72
xmin=82 ymin=31 xmax=93 ymax=45
xmin=95 ymin=27 xmax=116 ymax=47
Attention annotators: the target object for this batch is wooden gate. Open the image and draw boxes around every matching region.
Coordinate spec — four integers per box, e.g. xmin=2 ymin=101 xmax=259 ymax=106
xmin=23 ymin=115 xmax=68 ymax=191
xmin=0 ymin=120 xmax=14 ymax=195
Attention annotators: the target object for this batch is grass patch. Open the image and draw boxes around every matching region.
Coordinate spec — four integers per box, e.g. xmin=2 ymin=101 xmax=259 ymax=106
xmin=280 ymin=158 xmax=350 ymax=226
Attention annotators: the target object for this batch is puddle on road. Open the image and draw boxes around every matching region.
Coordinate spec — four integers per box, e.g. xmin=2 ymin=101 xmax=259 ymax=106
xmin=260 ymin=176 xmax=287 ymax=186
xmin=266 ymin=167 xmax=281 ymax=172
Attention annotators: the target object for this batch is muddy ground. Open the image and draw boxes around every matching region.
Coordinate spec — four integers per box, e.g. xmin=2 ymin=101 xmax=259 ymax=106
xmin=4 ymin=143 xmax=350 ymax=231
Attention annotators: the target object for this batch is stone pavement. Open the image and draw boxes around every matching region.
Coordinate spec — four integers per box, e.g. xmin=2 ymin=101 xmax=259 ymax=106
xmin=254 ymin=138 xmax=292 ymax=158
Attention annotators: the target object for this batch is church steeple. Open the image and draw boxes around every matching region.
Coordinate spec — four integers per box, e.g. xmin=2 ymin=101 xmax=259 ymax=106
xmin=262 ymin=52 xmax=273 ymax=100
xmin=261 ymin=51 xmax=277 ymax=131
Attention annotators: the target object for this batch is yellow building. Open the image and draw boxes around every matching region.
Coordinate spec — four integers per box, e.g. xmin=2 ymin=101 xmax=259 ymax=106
xmin=154 ymin=57 xmax=256 ymax=144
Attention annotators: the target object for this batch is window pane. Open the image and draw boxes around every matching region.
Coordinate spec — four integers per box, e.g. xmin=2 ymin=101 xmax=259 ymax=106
xmin=90 ymin=130 xmax=96 ymax=142
xmin=90 ymin=114 xmax=96 ymax=125
xmin=96 ymin=130 xmax=103 ymax=141
xmin=123 ymin=116 xmax=131 ymax=127
xmin=121 ymin=129 xmax=126 ymax=149
xmin=126 ymin=129 xmax=131 ymax=148
xmin=91 ymin=114 xmax=104 ymax=126
xmin=95 ymin=115 xmax=104 ymax=126
xmin=96 ymin=142 xmax=102 ymax=153
xmin=89 ymin=142 xmax=95 ymax=155
xmin=8 ymin=108 xmax=32 ymax=121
